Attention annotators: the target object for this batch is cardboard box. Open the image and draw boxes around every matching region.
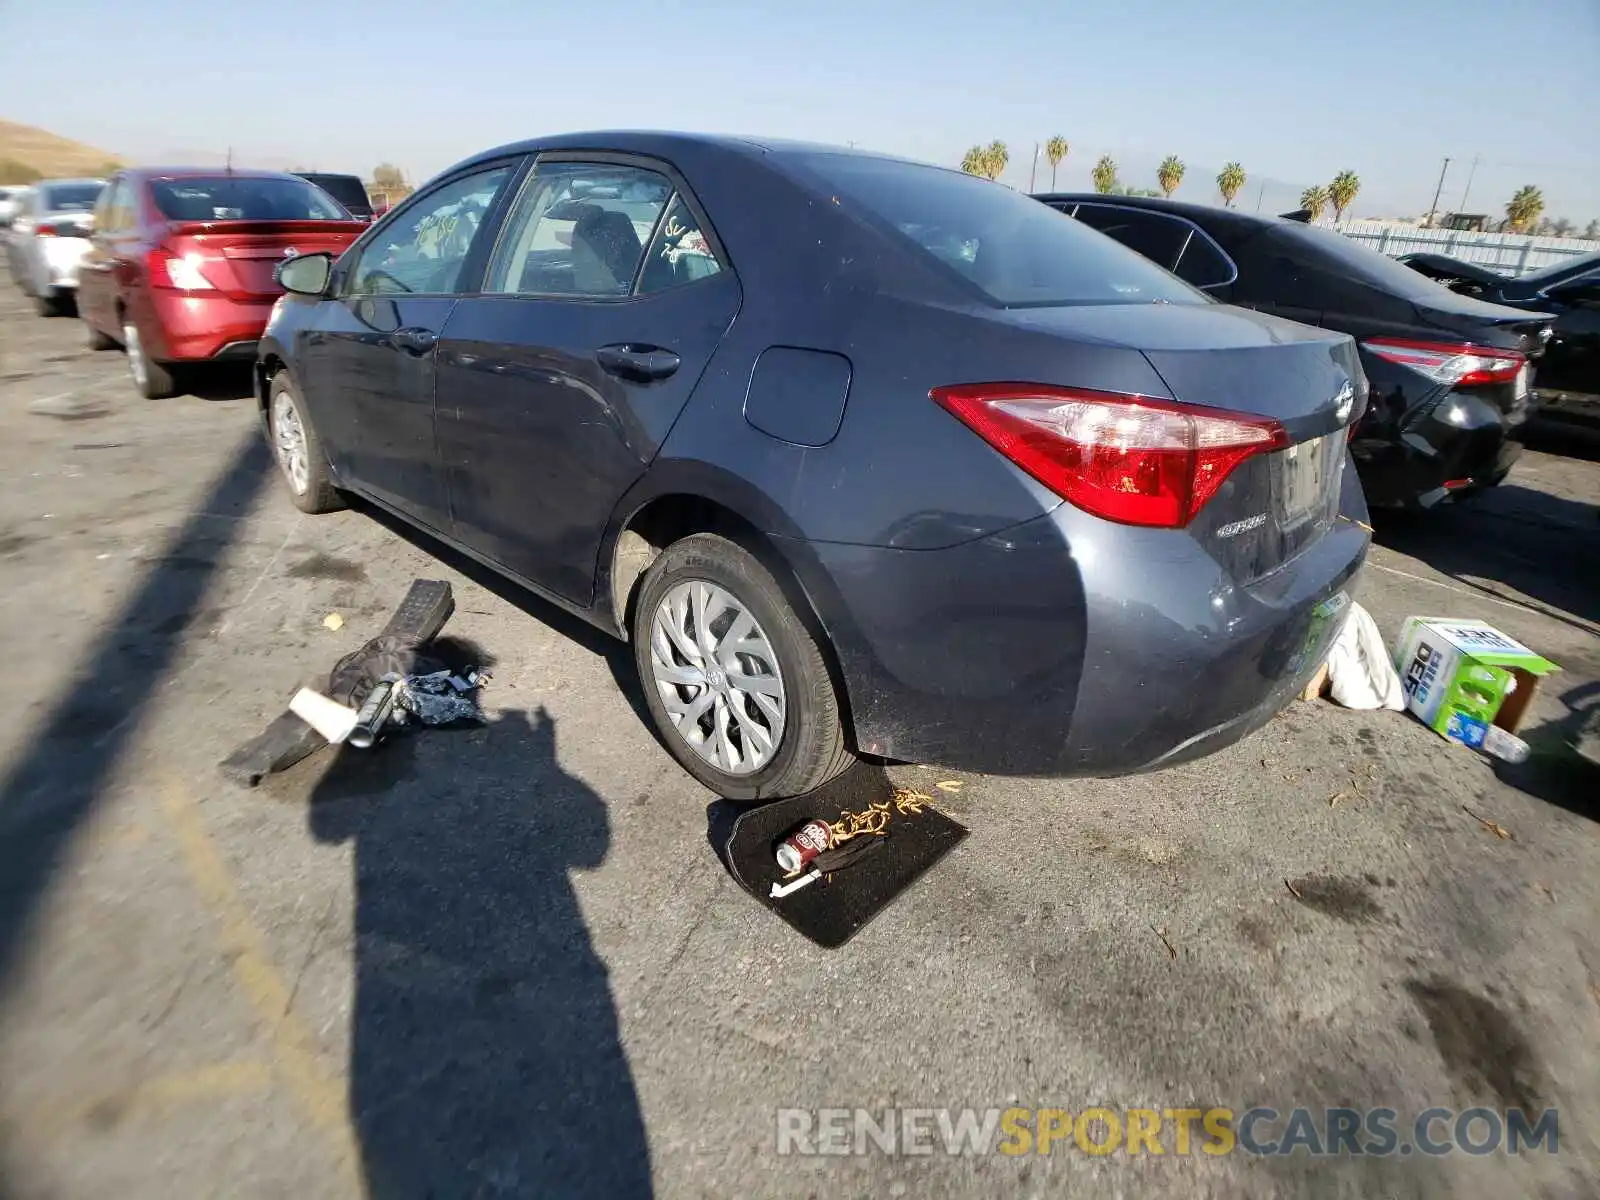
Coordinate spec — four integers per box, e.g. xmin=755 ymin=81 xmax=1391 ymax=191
xmin=1393 ymin=617 xmax=1559 ymax=749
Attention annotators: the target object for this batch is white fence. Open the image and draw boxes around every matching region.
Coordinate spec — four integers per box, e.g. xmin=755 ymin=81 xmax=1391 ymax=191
xmin=1339 ymin=221 xmax=1598 ymax=276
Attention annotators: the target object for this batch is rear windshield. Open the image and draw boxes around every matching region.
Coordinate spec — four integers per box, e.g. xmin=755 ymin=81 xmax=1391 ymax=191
xmin=149 ymin=176 xmax=349 ymax=222
xmin=793 ymin=152 xmax=1205 ymax=307
xmin=297 ymin=174 xmax=371 ymax=211
xmin=42 ymin=183 xmax=102 ymax=212
xmin=1271 ymin=222 xmax=1454 ymax=302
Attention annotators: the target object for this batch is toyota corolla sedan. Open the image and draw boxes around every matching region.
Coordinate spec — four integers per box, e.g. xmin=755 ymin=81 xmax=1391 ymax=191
xmin=258 ymin=134 xmax=1370 ymax=799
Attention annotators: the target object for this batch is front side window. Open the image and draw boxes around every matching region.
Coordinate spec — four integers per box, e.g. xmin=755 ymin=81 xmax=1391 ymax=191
xmin=347 ymin=165 xmax=514 ymax=296
xmin=486 ymin=161 xmax=673 ymax=296
xmin=793 ymin=153 xmax=1204 ymax=307
xmin=149 ymin=176 xmax=349 ymax=222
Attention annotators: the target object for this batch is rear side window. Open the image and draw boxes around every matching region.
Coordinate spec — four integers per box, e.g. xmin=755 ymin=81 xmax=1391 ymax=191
xmin=637 ymin=193 xmax=722 ymax=294
xmin=1173 ymin=234 xmax=1234 ymax=289
xmin=149 ymin=176 xmax=349 ymax=222
xmin=1072 ymin=205 xmax=1188 ymax=270
xmin=793 ymin=153 xmax=1203 ymax=307
xmin=487 ymin=161 xmax=673 ymax=296
xmin=298 ymin=174 xmax=371 ymax=212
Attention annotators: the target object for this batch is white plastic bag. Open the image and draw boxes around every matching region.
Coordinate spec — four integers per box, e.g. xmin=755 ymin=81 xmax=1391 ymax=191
xmin=1326 ymin=602 xmax=1405 ymax=711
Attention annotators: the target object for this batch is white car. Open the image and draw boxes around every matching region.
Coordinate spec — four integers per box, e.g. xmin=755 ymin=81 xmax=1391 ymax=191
xmin=4 ymin=178 xmax=103 ymax=315
xmin=0 ymin=185 xmax=26 ymax=226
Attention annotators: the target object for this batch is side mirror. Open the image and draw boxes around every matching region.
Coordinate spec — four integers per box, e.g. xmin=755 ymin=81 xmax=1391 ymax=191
xmin=276 ymin=251 xmax=333 ymax=296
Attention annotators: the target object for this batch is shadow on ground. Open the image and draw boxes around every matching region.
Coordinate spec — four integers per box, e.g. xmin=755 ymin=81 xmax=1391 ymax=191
xmin=1495 ymin=679 xmax=1600 ymax=821
xmin=294 ymin=705 xmax=653 ymax=1197
xmin=1373 ymin=483 xmax=1600 ymax=629
xmin=0 ymin=433 xmax=274 ymax=1196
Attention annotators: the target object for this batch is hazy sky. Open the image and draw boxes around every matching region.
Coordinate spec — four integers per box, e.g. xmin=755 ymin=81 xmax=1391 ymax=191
xmin=3 ymin=0 xmax=1596 ymax=221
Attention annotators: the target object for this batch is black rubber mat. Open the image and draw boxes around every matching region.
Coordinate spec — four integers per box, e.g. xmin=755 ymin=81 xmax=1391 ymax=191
xmin=721 ymin=767 xmax=968 ymax=948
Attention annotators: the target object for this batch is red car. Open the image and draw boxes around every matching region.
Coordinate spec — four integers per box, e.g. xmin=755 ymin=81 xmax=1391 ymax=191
xmin=77 ymin=168 xmax=366 ymax=397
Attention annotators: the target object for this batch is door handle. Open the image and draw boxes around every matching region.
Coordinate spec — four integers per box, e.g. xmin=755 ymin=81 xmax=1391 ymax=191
xmin=392 ymin=326 xmax=437 ymax=355
xmin=597 ymin=344 xmax=680 ymax=382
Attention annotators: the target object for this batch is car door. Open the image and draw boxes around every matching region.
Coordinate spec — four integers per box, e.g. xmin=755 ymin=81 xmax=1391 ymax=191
xmin=292 ymin=161 xmax=520 ymax=531
xmin=435 ymin=154 xmax=741 ymax=606
xmin=77 ymin=177 xmax=127 ymax=334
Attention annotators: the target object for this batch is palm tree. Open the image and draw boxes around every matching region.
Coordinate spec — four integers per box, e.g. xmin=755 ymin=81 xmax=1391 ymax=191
xmin=1550 ymin=217 xmax=1575 ymax=237
xmin=1091 ymin=155 xmax=1118 ymax=195
xmin=960 ymin=146 xmax=986 ymax=176
xmin=983 ymin=140 xmax=1009 ymax=182
xmin=1044 ymin=136 xmax=1068 ymax=190
xmin=1157 ymin=155 xmax=1185 ymax=198
xmin=1216 ymin=162 xmax=1246 ymax=207
xmin=1585 ymin=218 xmax=1600 ymax=240
xmin=1328 ymin=170 xmax=1360 ymax=224
xmin=1506 ymin=185 xmax=1545 ymax=232
xmin=1299 ymin=185 xmax=1330 ymax=224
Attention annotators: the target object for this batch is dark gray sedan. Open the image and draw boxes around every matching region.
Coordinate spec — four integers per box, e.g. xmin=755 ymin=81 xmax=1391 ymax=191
xmin=257 ymin=134 xmax=1369 ymax=799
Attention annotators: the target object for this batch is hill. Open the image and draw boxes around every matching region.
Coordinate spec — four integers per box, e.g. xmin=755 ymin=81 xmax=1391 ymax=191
xmin=0 ymin=119 xmax=122 ymax=180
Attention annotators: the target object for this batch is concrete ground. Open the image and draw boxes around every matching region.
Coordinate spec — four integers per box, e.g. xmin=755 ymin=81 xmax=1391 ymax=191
xmin=1 ymin=285 xmax=1598 ymax=1199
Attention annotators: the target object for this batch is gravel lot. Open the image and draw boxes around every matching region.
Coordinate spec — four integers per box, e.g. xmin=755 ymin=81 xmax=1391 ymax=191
xmin=1 ymin=286 xmax=1597 ymax=1199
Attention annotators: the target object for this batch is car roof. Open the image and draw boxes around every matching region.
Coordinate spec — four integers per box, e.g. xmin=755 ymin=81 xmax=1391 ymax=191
xmin=452 ymin=130 xmax=937 ymax=175
xmin=1034 ymin=191 xmax=1286 ymax=236
xmin=121 ymin=167 xmax=310 ymax=181
xmin=37 ymin=177 xmax=104 ymax=188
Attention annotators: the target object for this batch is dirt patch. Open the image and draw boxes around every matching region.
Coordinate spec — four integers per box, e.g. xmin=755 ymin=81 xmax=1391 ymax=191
xmin=1287 ymin=874 xmax=1383 ymax=924
xmin=287 ymin=552 xmax=367 ymax=584
xmin=1405 ymin=976 xmax=1545 ymax=1110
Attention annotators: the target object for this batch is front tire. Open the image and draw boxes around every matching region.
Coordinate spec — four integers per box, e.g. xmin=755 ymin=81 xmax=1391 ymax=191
xmin=633 ymin=533 xmax=852 ymax=800
xmin=268 ymin=372 xmax=344 ymax=514
xmin=123 ymin=320 xmax=177 ymax=399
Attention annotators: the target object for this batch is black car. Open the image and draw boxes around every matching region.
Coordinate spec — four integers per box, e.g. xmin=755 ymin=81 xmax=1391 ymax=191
xmin=256 ymin=134 xmax=1370 ymax=798
xmin=1399 ymin=250 xmax=1599 ymax=429
xmin=294 ymin=172 xmax=375 ymax=222
xmin=1034 ymin=194 xmax=1556 ymax=508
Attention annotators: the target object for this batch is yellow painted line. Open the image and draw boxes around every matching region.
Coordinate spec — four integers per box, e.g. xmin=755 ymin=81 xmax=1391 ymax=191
xmin=158 ymin=776 xmax=363 ymax=1192
xmin=28 ymin=1060 xmax=273 ymax=1131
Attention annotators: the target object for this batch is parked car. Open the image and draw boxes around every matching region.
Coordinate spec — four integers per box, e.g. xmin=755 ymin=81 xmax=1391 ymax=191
xmin=4 ymin=178 xmax=103 ymax=315
xmin=1399 ymin=250 xmax=1599 ymax=429
xmin=293 ymin=172 xmax=375 ymax=222
xmin=0 ymin=185 xmax=27 ymax=227
xmin=259 ymin=134 xmax=1370 ymax=798
xmin=1034 ymin=194 xmax=1555 ymax=509
xmin=77 ymin=168 xmax=367 ymax=398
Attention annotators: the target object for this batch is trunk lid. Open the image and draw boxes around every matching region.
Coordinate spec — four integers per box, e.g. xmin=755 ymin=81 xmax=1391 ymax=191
xmin=1005 ymin=302 xmax=1364 ymax=580
xmin=1413 ymin=294 xmax=1555 ymax=356
xmin=165 ymin=219 xmax=365 ymax=299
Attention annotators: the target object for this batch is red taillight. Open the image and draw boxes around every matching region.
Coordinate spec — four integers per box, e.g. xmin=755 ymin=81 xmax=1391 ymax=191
xmin=931 ymin=383 xmax=1289 ymax=528
xmin=147 ymin=247 xmax=221 ymax=291
xmin=36 ymin=222 xmax=60 ymax=237
xmin=1362 ymin=337 xmax=1525 ymax=387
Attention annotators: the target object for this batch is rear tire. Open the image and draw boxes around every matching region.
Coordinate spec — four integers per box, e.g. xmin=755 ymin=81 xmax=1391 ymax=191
xmin=632 ymin=533 xmax=852 ymax=800
xmin=33 ymin=289 xmax=63 ymax=317
xmin=123 ymin=320 xmax=176 ymax=399
xmin=268 ymin=372 xmax=344 ymax=514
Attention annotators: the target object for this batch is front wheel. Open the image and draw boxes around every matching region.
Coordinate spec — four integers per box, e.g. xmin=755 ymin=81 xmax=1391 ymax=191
xmin=268 ymin=373 xmax=344 ymax=514
xmin=633 ymin=533 xmax=852 ymax=800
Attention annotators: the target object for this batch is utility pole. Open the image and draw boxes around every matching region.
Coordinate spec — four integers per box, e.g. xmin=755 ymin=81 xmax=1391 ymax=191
xmin=1255 ymin=180 xmax=1265 ymax=212
xmin=1028 ymin=142 xmax=1039 ymax=193
xmin=1425 ymin=156 xmax=1451 ymax=227
xmin=1457 ymin=153 xmax=1480 ymax=214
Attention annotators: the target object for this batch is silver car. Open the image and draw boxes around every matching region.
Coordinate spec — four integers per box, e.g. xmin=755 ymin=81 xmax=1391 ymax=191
xmin=5 ymin=178 xmax=104 ymax=315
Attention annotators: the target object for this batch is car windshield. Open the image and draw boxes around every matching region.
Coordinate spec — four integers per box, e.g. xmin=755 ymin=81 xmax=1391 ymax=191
xmin=793 ymin=153 xmax=1205 ymax=307
xmin=1270 ymin=222 xmax=1459 ymax=302
xmin=41 ymin=183 xmax=102 ymax=212
xmin=149 ymin=176 xmax=349 ymax=222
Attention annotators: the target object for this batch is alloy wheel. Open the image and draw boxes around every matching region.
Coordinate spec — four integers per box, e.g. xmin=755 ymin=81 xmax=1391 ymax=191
xmin=649 ymin=580 xmax=786 ymax=775
xmin=272 ymin=391 xmax=311 ymax=495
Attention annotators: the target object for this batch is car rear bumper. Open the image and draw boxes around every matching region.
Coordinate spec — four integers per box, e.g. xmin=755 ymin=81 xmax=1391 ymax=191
xmin=146 ymin=292 xmax=276 ymax=362
xmin=41 ymin=237 xmax=90 ymax=289
xmin=796 ymin=464 xmax=1369 ymax=777
xmin=1352 ymin=389 xmax=1525 ymax=508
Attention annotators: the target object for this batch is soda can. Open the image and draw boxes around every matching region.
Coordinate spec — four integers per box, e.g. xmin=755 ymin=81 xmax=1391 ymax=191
xmin=775 ymin=819 xmax=833 ymax=873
